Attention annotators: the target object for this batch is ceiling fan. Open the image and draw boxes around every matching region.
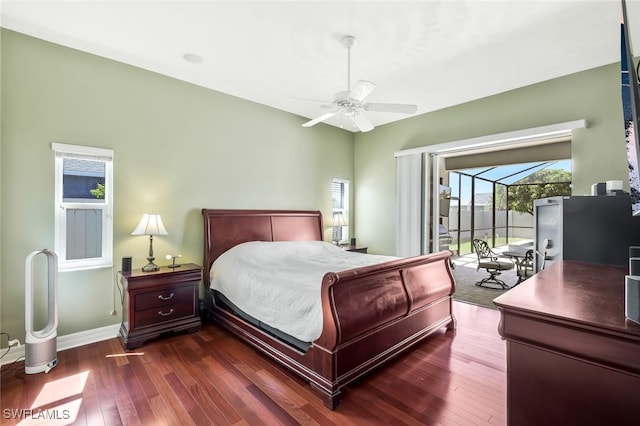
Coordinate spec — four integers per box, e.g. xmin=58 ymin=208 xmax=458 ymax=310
xmin=302 ymin=35 xmax=418 ymax=132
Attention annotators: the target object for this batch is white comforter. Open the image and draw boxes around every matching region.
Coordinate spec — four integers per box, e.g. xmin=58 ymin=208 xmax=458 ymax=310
xmin=210 ymin=240 xmax=398 ymax=342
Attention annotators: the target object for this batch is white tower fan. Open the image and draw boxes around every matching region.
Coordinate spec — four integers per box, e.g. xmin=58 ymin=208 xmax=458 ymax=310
xmin=25 ymin=249 xmax=59 ymax=374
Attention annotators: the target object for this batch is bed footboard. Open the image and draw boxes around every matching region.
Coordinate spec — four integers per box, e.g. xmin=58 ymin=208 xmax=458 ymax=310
xmin=309 ymin=250 xmax=456 ymax=407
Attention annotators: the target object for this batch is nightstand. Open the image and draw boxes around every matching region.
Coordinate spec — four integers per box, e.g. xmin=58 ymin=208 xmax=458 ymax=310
xmin=344 ymin=246 xmax=368 ymax=254
xmin=118 ymin=263 xmax=202 ymax=350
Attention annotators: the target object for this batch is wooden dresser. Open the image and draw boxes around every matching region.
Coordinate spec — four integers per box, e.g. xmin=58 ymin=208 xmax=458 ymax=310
xmin=118 ymin=263 xmax=202 ymax=349
xmin=494 ymin=261 xmax=640 ymax=426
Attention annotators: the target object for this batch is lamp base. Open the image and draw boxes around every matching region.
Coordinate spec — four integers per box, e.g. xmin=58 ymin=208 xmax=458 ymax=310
xmin=142 ymin=262 xmax=159 ymax=272
xmin=141 ymin=236 xmax=159 ymax=272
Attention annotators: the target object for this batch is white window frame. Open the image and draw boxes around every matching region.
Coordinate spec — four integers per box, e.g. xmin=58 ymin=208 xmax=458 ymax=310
xmin=331 ymin=178 xmax=350 ymax=244
xmin=52 ymin=143 xmax=113 ymax=271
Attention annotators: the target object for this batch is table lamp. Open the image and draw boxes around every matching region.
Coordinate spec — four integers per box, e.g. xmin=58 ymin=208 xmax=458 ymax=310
xmin=132 ymin=213 xmax=168 ymax=272
xmin=332 ymin=212 xmax=348 ymax=245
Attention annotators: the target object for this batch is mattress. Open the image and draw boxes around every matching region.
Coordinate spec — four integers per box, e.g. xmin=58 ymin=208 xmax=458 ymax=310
xmin=209 ymin=240 xmax=398 ymax=342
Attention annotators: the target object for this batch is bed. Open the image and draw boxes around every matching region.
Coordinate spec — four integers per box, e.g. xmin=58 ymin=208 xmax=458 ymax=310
xmin=202 ymin=209 xmax=456 ymax=409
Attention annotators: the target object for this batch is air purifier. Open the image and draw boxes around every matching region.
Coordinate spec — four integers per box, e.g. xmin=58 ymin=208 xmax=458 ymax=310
xmin=25 ymin=249 xmax=58 ymax=374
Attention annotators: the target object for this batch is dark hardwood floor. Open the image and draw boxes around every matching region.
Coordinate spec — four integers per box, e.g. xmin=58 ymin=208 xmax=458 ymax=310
xmin=1 ymin=302 xmax=505 ymax=425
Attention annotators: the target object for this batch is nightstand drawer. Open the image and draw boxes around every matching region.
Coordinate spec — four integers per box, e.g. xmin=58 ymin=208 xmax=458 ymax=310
xmin=135 ymin=285 xmax=194 ymax=311
xmin=135 ymin=302 xmax=195 ymax=328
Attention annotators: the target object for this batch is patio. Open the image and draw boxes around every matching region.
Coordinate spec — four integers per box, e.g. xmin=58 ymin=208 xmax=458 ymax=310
xmin=450 ymin=248 xmax=521 ymax=309
xmin=442 ymin=160 xmax=570 ymax=308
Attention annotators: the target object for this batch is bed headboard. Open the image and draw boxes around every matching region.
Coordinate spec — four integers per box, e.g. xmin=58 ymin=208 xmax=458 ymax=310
xmin=201 ymin=209 xmax=323 ymax=285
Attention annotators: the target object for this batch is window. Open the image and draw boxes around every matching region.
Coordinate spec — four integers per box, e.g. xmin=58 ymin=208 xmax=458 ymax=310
xmin=52 ymin=143 xmax=113 ymax=271
xmin=331 ymin=178 xmax=350 ymax=244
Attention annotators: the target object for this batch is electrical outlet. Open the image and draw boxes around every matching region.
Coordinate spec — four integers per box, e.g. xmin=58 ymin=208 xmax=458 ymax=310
xmin=110 ymin=310 xmax=117 ymax=316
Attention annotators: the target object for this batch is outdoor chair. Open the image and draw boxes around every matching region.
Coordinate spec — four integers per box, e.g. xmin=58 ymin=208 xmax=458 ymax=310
xmin=512 ymin=249 xmax=549 ymax=285
xmin=519 ymin=249 xmax=535 ymax=282
xmin=536 ymin=250 xmax=548 ymax=271
xmin=472 ymin=239 xmax=514 ymax=289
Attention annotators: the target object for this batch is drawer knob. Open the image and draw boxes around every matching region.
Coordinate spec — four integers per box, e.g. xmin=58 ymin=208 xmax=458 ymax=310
xmin=158 ymin=293 xmax=175 ymax=301
xmin=158 ymin=309 xmax=174 ymax=317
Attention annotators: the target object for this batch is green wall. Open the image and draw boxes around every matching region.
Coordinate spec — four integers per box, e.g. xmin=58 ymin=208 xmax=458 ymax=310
xmin=0 ymin=30 xmax=353 ymax=341
xmin=354 ymin=63 xmax=628 ymax=254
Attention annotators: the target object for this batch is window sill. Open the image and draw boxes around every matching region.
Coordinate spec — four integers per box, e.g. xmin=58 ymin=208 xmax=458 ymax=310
xmin=59 ymin=263 xmax=113 ymax=273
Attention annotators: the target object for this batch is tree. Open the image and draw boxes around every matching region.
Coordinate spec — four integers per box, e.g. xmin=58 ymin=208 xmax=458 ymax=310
xmin=90 ymin=182 xmax=105 ymax=199
xmin=503 ymin=168 xmax=571 ymax=215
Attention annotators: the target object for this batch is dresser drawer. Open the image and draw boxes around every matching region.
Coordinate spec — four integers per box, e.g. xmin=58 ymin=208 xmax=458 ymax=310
xmin=135 ymin=302 xmax=195 ymax=328
xmin=135 ymin=285 xmax=194 ymax=311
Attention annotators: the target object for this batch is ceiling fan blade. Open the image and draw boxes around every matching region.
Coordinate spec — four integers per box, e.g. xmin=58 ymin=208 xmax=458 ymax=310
xmin=349 ymin=80 xmax=376 ymax=102
xmin=302 ymin=110 xmax=338 ymax=127
xmin=350 ymin=112 xmax=374 ymax=132
xmin=364 ymin=103 xmax=418 ymax=114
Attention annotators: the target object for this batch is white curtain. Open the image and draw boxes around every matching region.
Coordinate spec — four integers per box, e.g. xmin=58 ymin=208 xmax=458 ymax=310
xmin=396 ymin=153 xmax=424 ymax=257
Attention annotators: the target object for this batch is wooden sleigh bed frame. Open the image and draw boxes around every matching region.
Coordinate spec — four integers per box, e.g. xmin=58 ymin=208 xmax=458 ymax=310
xmin=201 ymin=209 xmax=456 ymax=409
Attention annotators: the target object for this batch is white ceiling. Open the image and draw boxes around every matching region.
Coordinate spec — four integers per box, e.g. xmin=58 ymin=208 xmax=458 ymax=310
xmin=2 ymin=1 xmax=640 ymax=132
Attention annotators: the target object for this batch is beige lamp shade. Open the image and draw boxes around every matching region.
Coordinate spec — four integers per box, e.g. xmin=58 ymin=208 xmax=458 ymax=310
xmin=131 ymin=213 xmax=168 ymax=272
xmin=131 ymin=213 xmax=168 ymax=236
xmin=332 ymin=212 xmax=348 ymax=227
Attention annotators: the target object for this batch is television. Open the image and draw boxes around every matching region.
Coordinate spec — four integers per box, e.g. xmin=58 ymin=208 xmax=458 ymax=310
xmin=622 ymin=0 xmax=640 ymax=215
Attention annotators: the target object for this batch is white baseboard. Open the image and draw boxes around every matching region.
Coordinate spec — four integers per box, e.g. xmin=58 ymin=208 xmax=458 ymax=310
xmin=1 ymin=323 xmax=120 ymax=366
